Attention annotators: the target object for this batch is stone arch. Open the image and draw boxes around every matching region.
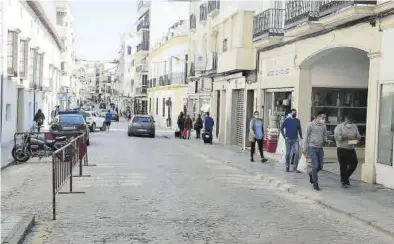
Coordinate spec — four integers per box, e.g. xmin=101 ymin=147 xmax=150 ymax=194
xmin=298 ymin=45 xmax=370 ymax=68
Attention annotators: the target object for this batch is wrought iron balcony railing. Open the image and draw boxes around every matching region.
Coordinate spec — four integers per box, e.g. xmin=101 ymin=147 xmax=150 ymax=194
xmin=319 ymin=0 xmax=377 ymax=17
xmin=253 ymin=8 xmax=285 ymax=39
xmin=137 ymin=42 xmax=149 ymax=52
xmin=200 ymin=4 xmax=208 ymax=22
xmin=137 ymin=21 xmax=150 ymax=32
xmin=284 ymin=0 xmax=321 ymax=29
xmin=208 ymin=0 xmax=220 ymax=15
xmin=170 ymin=72 xmax=187 ymax=85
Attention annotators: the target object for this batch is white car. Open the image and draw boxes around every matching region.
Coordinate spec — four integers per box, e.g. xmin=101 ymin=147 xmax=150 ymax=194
xmin=85 ymin=111 xmax=106 ymax=132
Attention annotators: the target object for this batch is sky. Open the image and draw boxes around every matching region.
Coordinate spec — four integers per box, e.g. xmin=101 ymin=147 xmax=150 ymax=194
xmin=71 ymin=0 xmax=137 ymax=61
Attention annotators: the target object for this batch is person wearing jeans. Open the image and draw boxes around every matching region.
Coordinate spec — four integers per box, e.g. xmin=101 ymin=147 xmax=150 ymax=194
xmin=249 ymin=111 xmax=268 ymax=163
xmin=303 ymin=111 xmax=327 ymax=191
xmin=280 ymin=109 xmax=303 ymax=172
xmin=334 ymin=115 xmax=361 ymax=188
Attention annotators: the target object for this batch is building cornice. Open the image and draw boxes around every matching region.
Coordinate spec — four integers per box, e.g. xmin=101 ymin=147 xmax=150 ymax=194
xmin=26 ymin=1 xmax=65 ymax=51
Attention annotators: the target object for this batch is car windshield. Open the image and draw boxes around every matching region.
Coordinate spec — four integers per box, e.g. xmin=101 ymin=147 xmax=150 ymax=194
xmin=60 ymin=116 xmax=84 ymax=125
xmin=133 ymin=117 xmax=151 ymax=123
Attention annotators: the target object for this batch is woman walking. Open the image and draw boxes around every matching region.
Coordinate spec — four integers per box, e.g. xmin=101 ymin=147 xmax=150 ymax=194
xmin=194 ymin=114 xmax=203 ymax=139
xmin=184 ymin=115 xmax=193 ymax=139
xmin=249 ymin=111 xmax=268 ymax=163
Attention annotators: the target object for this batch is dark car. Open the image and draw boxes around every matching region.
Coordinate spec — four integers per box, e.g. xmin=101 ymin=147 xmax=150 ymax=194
xmin=110 ymin=110 xmax=119 ymax=122
xmin=50 ymin=114 xmax=90 ymax=145
xmin=128 ymin=115 xmax=155 ymax=138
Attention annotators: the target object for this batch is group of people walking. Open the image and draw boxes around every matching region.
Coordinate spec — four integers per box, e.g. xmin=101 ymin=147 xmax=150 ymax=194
xmin=250 ymin=109 xmax=360 ymax=191
xmin=177 ymin=112 xmax=214 ymax=142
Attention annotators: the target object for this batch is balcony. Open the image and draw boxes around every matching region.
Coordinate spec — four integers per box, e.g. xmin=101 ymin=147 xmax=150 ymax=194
xmin=190 ymin=14 xmax=196 ymax=31
xmin=170 ymin=72 xmax=187 ymax=85
xmin=318 ymin=0 xmax=377 ymax=28
xmin=217 ymin=48 xmax=255 ymax=74
xmin=208 ymin=0 xmax=220 ymax=17
xmin=200 ymin=4 xmax=208 ymax=23
xmin=136 ymin=64 xmax=148 ymax=73
xmin=137 ymin=42 xmax=149 ymax=52
xmin=284 ymin=0 xmax=376 ymax=37
xmin=194 ymin=53 xmax=217 ymax=74
xmin=137 ymin=21 xmax=150 ymax=32
xmin=253 ymin=9 xmax=285 ymax=43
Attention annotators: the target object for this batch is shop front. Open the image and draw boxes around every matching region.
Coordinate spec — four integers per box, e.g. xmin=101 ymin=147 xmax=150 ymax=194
xmin=257 ymin=21 xmax=382 ymax=183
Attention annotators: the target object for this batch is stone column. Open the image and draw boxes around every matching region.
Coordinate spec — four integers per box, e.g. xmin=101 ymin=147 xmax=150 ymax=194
xmin=362 ymin=52 xmax=381 ymax=184
xmin=294 ymin=67 xmax=312 ymax=130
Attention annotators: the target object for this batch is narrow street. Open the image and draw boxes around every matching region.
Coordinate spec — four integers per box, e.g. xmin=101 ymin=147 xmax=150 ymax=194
xmin=0 ymin=121 xmax=389 ymax=244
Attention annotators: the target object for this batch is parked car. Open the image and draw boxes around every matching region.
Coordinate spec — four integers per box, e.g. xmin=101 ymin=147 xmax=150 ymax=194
xmin=110 ymin=110 xmax=119 ymax=122
xmin=50 ymin=112 xmax=90 ymax=146
xmin=128 ymin=115 xmax=155 ymax=138
xmin=85 ymin=111 xmax=106 ymax=132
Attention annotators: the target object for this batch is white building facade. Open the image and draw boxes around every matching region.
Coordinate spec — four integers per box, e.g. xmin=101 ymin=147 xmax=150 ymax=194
xmin=1 ymin=0 xmax=66 ymax=145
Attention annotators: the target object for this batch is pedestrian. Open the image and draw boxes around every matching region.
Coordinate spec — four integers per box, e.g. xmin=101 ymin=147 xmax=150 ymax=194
xmin=34 ymin=109 xmax=45 ymax=132
xmin=194 ymin=114 xmax=203 ymax=139
xmin=249 ymin=111 xmax=268 ymax=163
xmin=280 ymin=109 xmax=303 ymax=172
xmin=203 ymin=112 xmax=214 ymax=144
xmin=184 ymin=115 xmax=193 ymax=140
xmin=105 ymin=110 xmax=112 ymax=132
xmin=302 ymin=110 xmax=327 ymax=191
xmin=334 ymin=115 xmax=361 ymax=188
xmin=177 ymin=112 xmax=185 ymax=139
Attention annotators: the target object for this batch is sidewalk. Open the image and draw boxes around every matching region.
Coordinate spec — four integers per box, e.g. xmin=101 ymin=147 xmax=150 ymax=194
xmin=178 ymin=138 xmax=394 ymax=237
xmin=1 ymin=139 xmax=15 ymax=170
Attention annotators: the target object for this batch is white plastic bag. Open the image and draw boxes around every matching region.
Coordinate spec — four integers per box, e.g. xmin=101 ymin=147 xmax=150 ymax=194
xmin=297 ymin=155 xmax=308 ymax=173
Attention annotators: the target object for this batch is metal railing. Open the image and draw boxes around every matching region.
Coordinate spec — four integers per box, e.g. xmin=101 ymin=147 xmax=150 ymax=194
xmin=284 ymin=0 xmax=320 ymax=29
xmin=52 ymin=133 xmax=91 ymax=220
xmin=319 ymin=0 xmax=377 ymax=17
xmin=253 ymin=9 xmax=285 ymax=39
xmin=137 ymin=42 xmax=149 ymax=52
xmin=137 ymin=21 xmax=150 ymax=32
xmin=170 ymin=72 xmax=187 ymax=85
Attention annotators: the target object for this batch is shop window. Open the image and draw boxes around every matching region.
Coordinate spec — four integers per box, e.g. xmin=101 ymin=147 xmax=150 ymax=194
xmin=377 ymin=83 xmax=394 ymax=166
xmin=311 ymin=88 xmax=367 ymax=148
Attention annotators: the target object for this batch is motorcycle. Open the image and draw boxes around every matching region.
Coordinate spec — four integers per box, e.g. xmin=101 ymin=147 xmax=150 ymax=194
xmin=12 ymin=132 xmax=69 ymax=162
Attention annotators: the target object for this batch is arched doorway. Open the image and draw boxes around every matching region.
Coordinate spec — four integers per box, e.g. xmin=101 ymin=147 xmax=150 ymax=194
xmin=298 ymin=47 xmax=370 ymax=180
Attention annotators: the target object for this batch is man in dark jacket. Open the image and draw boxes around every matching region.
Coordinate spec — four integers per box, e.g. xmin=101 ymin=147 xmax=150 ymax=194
xmin=194 ymin=114 xmax=203 ymax=139
xmin=204 ymin=112 xmax=214 ymax=139
xmin=184 ymin=115 xmax=193 ymax=139
xmin=177 ymin=112 xmax=185 ymax=139
xmin=34 ymin=109 xmax=45 ymax=132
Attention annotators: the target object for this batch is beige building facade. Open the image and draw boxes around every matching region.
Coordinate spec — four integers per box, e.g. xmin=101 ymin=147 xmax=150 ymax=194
xmin=253 ymin=0 xmax=394 ymax=187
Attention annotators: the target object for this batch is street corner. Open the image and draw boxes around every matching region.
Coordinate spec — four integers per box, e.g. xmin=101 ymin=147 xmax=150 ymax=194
xmin=1 ymin=215 xmax=35 ymax=244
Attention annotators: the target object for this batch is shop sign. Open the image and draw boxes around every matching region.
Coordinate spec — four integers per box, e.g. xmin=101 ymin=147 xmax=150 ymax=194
xmin=264 ymin=68 xmax=290 ymax=77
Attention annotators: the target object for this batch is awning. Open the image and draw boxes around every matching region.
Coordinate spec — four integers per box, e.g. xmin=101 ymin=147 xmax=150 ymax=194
xmin=200 ymin=103 xmax=210 ymax=112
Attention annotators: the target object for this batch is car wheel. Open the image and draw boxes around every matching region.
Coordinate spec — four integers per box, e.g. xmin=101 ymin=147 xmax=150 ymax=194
xmin=150 ymin=133 xmax=155 ymax=138
xmin=90 ymin=123 xmax=96 ymax=132
xmin=101 ymin=123 xmax=106 ymax=131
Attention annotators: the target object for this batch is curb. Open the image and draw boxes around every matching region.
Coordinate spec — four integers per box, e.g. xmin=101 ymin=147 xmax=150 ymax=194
xmin=1 ymin=215 xmax=35 ymax=244
xmin=185 ymin=145 xmax=394 ymax=238
xmin=1 ymin=159 xmax=16 ymax=171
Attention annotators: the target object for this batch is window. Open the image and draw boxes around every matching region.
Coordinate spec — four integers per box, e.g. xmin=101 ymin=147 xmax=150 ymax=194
xmin=377 ymin=83 xmax=394 ymax=166
xmin=222 ymin=39 xmax=228 ymax=52
xmin=37 ymin=53 xmax=44 ymax=88
xmin=127 ymin=46 xmax=132 ymax=55
xmin=149 ymin=98 xmax=152 ymax=113
xmin=162 ymin=98 xmax=165 ymax=117
xmin=59 ymin=116 xmax=84 ymax=125
xmin=6 ymin=104 xmax=11 ymax=121
xmin=7 ymin=31 xmax=18 ymax=76
xmin=56 ymin=11 xmax=65 ymax=26
xmin=19 ymin=39 xmax=28 ymax=78
xmin=61 ymin=62 xmax=65 ymax=71
xmin=29 ymin=48 xmax=37 ymax=88
xmin=156 ymin=98 xmax=158 ymax=115
xmin=133 ymin=116 xmax=152 ymax=123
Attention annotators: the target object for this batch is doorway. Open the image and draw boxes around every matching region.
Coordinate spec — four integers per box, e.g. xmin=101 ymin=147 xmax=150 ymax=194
xmin=245 ymin=90 xmax=254 ymax=147
xmin=216 ymin=90 xmax=220 ymax=138
xmin=235 ymin=89 xmax=245 ymax=148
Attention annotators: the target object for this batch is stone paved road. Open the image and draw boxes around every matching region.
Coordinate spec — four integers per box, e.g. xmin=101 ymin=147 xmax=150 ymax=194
xmin=1 ymin=122 xmax=392 ymax=243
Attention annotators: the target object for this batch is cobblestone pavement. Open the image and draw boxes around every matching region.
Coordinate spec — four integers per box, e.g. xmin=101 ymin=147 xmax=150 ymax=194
xmin=1 ymin=122 xmax=393 ymax=243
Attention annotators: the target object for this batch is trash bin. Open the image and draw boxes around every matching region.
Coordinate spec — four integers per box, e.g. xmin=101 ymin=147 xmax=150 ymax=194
xmin=266 ymin=137 xmax=278 ymax=153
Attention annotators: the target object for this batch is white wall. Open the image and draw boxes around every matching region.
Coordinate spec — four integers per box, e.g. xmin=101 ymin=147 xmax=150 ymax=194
xmin=311 ymin=48 xmax=370 ymax=88
xmin=1 ymin=0 xmax=63 ymax=144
